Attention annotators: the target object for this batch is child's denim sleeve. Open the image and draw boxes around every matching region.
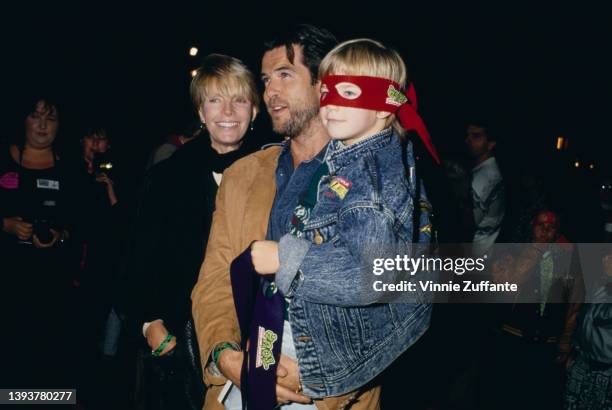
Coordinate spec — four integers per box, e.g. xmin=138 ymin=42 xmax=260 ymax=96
xmin=276 ymin=204 xmax=409 ymax=306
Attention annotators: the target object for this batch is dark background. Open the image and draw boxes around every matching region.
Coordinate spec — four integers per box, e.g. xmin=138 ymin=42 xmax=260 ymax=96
xmin=2 ymin=2 xmax=611 ymax=178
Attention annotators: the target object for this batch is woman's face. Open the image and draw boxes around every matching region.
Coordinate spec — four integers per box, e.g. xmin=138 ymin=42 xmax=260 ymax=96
xmin=25 ymin=100 xmax=59 ymax=149
xmin=199 ymin=83 xmax=256 ymax=154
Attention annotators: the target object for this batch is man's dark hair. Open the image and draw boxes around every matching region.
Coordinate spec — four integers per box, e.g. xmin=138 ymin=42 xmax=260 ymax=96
xmin=467 ymin=120 xmax=499 ymax=143
xmin=263 ymin=24 xmax=337 ymax=84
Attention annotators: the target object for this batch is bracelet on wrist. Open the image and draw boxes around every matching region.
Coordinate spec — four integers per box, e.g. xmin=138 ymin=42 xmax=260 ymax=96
xmin=151 ymin=333 xmax=174 ymax=357
xmin=212 ymin=342 xmax=240 ymax=366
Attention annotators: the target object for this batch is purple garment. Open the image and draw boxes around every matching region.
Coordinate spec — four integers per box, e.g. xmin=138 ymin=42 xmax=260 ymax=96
xmin=230 ymin=246 xmax=285 ymax=410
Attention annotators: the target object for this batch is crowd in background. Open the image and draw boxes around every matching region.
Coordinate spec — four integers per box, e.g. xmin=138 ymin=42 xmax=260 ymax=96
xmin=1 ymin=26 xmax=611 ymax=410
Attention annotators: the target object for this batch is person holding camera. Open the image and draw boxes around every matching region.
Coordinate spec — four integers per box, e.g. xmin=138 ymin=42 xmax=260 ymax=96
xmin=71 ymin=126 xmax=129 ymax=406
xmin=81 ymin=127 xmax=118 ymax=206
xmin=0 ymin=95 xmax=75 ymax=388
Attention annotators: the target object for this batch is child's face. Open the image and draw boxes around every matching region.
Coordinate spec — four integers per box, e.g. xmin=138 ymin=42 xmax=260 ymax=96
xmin=319 ymin=81 xmax=387 ymax=145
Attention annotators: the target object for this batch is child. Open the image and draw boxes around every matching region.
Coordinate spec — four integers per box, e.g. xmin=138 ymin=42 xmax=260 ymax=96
xmin=250 ymin=38 xmax=439 ymax=407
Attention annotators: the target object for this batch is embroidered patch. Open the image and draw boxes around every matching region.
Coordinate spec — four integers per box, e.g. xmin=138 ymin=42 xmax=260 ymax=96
xmin=324 ymin=191 xmax=336 ymax=199
xmin=419 ymin=224 xmax=432 ymax=236
xmin=36 ymin=179 xmax=59 ymax=190
xmin=419 ymin=200 xmax=433 ymax=213
xmin=0 ymin=172 xmax=19 ymax=189
xmin=385 ymin=85 xmax=408 ymax=107
xmin=255 ymin=326 xmax=278 ymax=370
xmin=329 ymin=176 xmax=352 ymax=200
xmin=290 ymin=205 xmax=310 ymax=237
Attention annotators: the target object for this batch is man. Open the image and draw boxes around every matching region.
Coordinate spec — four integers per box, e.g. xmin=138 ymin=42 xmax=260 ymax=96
xmin=73 ymin=127 xmax=127 ymax=407
xmin=146 ymin=120 xmax=202 ymax=170
xmin=465 ymin=123 xmax=505 ymax=255
xmin=192 ymin=25 xmax=381 ymax=409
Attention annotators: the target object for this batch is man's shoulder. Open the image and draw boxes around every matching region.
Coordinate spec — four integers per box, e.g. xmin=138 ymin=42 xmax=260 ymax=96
xmin=223 ymin=144 xmax=283 ymax=178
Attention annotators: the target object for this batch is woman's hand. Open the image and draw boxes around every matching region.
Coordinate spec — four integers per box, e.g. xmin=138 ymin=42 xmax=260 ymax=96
xmin=144 ymin=320 xmax=176 ymax=356
xmin=96 ymin=172 xmax=118 ymax=206
xmin=2 ymin=217 xmax=33 ymax=240
xmin=251 ymin=240 xmax=280 ymax=274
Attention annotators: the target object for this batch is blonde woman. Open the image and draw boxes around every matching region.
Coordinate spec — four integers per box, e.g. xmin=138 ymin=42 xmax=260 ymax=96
xmin=121 ymin=53 xmax=260 ymax=410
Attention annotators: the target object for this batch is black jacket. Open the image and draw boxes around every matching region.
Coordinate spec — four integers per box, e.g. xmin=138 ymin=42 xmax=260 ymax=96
xmin=119 ymin=136 xmax=256 ymax=334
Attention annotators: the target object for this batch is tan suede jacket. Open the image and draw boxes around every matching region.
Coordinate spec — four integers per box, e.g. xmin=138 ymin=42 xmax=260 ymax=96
xmin=191 ymin=146 xmax=281 ymax=410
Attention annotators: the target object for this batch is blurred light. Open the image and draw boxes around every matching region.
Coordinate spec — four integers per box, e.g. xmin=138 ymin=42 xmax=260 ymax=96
xmin=189 ymin=47 xmax=198 ymax=56
xmin=556 ymin=136 xmax=570 ymax=150
xmin=589 ymin=164 xmax=595 ymax=170
xmin=191 ymin=69 xmax=198 ymax=77
xmin=556 ymin=137 xmax=564 ymax=150
xmin=574 ymin=161 xmax=580 ymax=168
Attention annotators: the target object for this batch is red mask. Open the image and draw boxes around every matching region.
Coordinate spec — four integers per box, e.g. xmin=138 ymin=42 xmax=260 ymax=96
xmin=320 ymin=75 xmax=440 ymax=164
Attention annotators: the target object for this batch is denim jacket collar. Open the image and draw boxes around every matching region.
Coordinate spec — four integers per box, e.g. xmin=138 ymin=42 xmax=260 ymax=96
xmin=325 ymin=127 xmax=394 ymax=174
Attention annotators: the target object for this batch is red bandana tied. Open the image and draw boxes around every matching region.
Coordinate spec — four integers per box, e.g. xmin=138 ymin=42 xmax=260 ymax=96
xmin=320 ymin=75 xmax=440 ymax=164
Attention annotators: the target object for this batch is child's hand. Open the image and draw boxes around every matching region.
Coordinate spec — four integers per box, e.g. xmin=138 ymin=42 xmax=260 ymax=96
xmin=251 ymin=240 xmax=280 ymax=274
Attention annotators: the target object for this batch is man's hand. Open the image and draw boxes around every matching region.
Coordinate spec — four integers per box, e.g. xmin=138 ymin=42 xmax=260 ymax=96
xmin=217 ymin=348 xmax=243 ymax=386
xmin=144 ymin=320 xmax=176 ymax=356
xmin=2 ymin=217 xmax=33 ymax=240
xmin=96 ymin=172 xmax=118 ymax=206
xmin=251 ymin=240 xmax=280 ymax=275
xmin=276 ymin=354 xmax=312 ymax=404
xmin=218 ymin=350 xmax=311 ymax=404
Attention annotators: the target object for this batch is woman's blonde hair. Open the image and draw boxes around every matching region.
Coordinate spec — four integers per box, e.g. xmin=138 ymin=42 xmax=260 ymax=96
xmin=190 ymin=53 xmax=260 ymax=112
xmin=319 ymin=38 xmax=408 ymax=136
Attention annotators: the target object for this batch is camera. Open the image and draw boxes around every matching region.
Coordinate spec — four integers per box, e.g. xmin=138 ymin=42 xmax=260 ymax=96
xmin=33 ymin=218 xmax=54 ymax=243
xmin=92 ymin=151 xmax=114 ymax=177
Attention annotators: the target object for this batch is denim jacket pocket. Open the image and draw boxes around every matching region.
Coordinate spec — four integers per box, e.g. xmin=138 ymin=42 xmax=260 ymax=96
xmin=316 ymin=304 xmax=402 ymax=372
xmin=302 ymin=214 xmax=340 ymax=246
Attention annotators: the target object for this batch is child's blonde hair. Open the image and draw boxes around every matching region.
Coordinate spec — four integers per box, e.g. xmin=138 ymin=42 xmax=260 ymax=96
xmin=319 ymin=38 xmax=408 ymax=136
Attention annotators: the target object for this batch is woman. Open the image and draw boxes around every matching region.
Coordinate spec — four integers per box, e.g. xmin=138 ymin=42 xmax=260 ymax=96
xmin=0 ymin=96 xmax=75 ymax=388
xmin=120 ymin=53 xmax=260 ymax=410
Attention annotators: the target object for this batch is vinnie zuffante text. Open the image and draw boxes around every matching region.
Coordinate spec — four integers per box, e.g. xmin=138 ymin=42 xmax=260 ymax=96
xmin=371 ymin=255 xmax=518 ymax=293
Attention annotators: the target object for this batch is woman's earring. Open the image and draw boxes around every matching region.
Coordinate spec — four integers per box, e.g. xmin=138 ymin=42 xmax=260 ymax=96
xmin=200 ymin=121 xmax=206 ymax=130
xmin=250 ymin=121 xmax=254 ymax=131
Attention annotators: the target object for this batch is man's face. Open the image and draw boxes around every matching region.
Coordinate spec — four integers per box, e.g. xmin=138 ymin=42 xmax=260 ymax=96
xmin=465 ymin=125 xmax=494 ymax=159
xmin=532 ymin=212 xmax=559 ymax=243
xmin=261 ymin=45 xmax=320 ymax=138
xmin=83 ymin=135 xmax=109 ymax=162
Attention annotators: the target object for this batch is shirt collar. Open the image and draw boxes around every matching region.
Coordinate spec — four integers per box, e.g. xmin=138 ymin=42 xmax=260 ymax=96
xmin=325 ymin=128 xmax=394 ymax=174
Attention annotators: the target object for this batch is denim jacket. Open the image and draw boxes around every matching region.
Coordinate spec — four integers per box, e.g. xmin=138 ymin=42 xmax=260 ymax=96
xmin=276 ymin=128 xmax=433 ymax=398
